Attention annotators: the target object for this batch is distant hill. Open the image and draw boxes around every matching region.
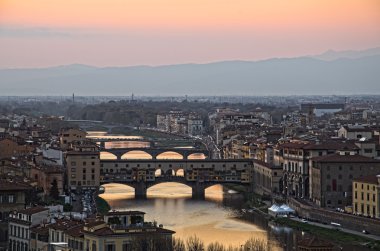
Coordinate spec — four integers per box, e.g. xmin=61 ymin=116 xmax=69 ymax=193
xmin=1 ymin=50 xmax=380 ymax=96
xmin=313 ymin=47 xmax=380 ymax=61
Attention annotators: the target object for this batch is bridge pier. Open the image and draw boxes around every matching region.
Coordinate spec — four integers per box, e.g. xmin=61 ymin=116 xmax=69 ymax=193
xmin=192 ymin=182 xmax=205 ymax=199
xmin=135 ymin=182 xmax=147 ymax=199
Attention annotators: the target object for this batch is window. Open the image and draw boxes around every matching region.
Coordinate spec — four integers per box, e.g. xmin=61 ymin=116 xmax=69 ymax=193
xmin=338 ymin=175 xmax=342 ymax=180
xmin=355 ymin=191 xmax=357 ymax=199
xmin=106 ymin=244 xmax=115 ymax=251
xmin=327 ymin=174 xmax=330 ymax=179
xmin=364 ymin=148 xmax=373 ymax=153
xmin=114 ymin=164 xmax=118 ymax=167
xmin=373 ymin=194 xmax=376 ymax=202
xmin=8 ymin=195 xmax=14 ymax=203
xmin=83 ymin=161 xmax=86 ymax=166
xmin=91 ymin=162 xmax=95 ymax=166
xmin=71 ymin=162 xmax=76 ymax=166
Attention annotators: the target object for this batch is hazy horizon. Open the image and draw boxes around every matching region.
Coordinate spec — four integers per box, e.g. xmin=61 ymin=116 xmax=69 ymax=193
xmin=1 ymin=0 xmax=380 ymax=68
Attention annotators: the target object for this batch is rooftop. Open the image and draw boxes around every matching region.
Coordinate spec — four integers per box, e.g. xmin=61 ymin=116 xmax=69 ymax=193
xmin=312 ymin=153 xmax=380 ymax=163
xmin=353 ymin=175 xmax=380 ymax=185
xmin=18 ymin=206 xmax=49 ymax=215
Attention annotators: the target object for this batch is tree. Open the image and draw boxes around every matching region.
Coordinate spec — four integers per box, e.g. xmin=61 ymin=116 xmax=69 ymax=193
xmin=186 ymin=236 xmax=204 ymax=251
xmin=49 ymin=179 xmax=59 ymax=200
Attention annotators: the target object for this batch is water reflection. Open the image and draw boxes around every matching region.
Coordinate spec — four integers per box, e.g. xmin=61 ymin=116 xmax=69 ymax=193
xmin=100 ymin=183 xmax=273 ymax=248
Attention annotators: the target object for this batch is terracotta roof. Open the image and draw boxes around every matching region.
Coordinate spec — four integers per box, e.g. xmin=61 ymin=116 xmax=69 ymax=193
xmin=312 ymin=154 xmax=380 ymax=163
xmin=303 ymin=141 xmax=358 ymax=151
xmin=31 ymin=225 xmax=49 ymax=236
xmin=85 ymin=220 xmax=106 ymax=228
xmin=353 ymin=175 xmax=380 ymax=184
xmin=49 ymin=219 xmax=83 ymax=231
xmin=254 ymin=160 xmax=281 ymax=170
xmin=0 ymin=179 xmax=32 ymax=191
xmin=64 ymin=224 xmax=85 ymax=238
xmin=18 ymin=206 xmax=48 ymax=215
xmin=106 ymin=211 xmax=145 ymax=216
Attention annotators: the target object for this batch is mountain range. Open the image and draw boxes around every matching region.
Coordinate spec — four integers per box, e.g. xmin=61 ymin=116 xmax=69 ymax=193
xmin=1 ymin=47 xmax=379 ymax=96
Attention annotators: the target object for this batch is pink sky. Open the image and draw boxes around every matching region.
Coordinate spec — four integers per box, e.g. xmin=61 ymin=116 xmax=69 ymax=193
xmin=0 ymin=0 xmax=379 ymax=68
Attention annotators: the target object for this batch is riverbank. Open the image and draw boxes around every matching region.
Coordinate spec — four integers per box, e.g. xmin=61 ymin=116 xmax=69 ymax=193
xmin=274 ymin=218 xmax=380 ymax=250
xmin=95 ymin=195 xmax=111 ymax=215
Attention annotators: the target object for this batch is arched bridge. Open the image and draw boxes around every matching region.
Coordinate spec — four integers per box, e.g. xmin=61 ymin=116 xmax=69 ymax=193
xmin=99 ymin=159 xmax=253 ymax=199
xmin=101 ymin=147 xmax=209 ymax=160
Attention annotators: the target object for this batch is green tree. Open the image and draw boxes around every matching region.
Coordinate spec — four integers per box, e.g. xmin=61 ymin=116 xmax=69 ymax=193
xmin=49 ymin=179 xmax=59 ymax=200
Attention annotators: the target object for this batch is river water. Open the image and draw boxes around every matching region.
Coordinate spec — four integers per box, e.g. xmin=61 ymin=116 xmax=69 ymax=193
xmin=92 ymin=131 xmax=371 ymax=251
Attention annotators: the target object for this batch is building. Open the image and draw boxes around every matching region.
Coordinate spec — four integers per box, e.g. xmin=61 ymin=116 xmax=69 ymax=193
xmin=310 ymin=152 xmax=380 ymax=208
xmin=338 ymin=125 xmax=373 ymax=140
xmin=253 ymin=160 xmax=283 ymax=196
xmin=187 ymin=116 xmax=203 ymax=136
xmin=352 ymin=175 xmax=380 ymax=218
xmin=59 ymin=128 xmax=87 ymax=150
xmin=66 ymin=143 xmax=100 ymax=191
xmin=30 ymin=165 xmax=65 ymax=197
xmin=0 ymin=180 xmax=31 ymax=251
xmin=83 ymin=211 xmax=175 ymax=251
xmin=277 ymin=140 xmax=358 ymax=199
xmin=30 ymin=224 xmax=49 ymax=251
xmin=0 ymin=139 xmax=34 ymax=159
xmin=8 ymin=207 xmax=49 ymax=251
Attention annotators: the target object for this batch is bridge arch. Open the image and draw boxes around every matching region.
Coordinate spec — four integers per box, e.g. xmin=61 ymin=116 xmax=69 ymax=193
xmin=176 ymin=169 xmax=185 ymax=177
xmin=100 ymin=151 xmax=118 ymax=160
xmin=187 ymin=153 xmax=207 ymax=159
xmin=121 ymin=150 xmax=153 ymax=160
xmin=155 ymin=169 xmax=163 ymax=177
xmin=156 ymin=151 xmax=183 ymax=160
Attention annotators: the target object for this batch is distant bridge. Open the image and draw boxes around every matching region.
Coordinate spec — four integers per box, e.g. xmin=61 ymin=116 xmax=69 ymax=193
xmin=101 ymin=147 xmax=209 ymax=160
xmin=99 ymin=159 xmax=253 ymax=199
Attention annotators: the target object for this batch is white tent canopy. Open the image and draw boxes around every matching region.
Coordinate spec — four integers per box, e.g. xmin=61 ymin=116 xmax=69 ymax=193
xmin=268 ymin=204 xmax=295 ymax=217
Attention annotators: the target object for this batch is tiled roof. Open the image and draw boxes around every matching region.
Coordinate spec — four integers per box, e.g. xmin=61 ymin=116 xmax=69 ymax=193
xmin=106 ymin=210 xmax=145 ymax=216
xmin=49 ymin=219 xmax=83 ymax=231
xmin=18 ymin=206 xmax=48 ymax=215
xmin=311 ymin=154 xmax=380 ymax=163
xmin=0 ymin=179 xmax=32 ymax=191
xmin=353 ymin=175 xmax=379 ymax=184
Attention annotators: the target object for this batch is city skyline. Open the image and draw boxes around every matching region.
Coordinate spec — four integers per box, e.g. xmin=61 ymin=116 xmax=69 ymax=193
xmin=1 ymin=0 xmax=379 ymax=68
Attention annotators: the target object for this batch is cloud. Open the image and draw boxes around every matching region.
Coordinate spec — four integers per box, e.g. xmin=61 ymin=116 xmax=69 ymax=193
xmin=0 ymin=26 xmax=74 ymax=37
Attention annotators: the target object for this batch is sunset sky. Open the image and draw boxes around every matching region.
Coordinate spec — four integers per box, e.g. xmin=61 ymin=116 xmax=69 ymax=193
xmin=0 ymin=0 xmax=379 ymax=68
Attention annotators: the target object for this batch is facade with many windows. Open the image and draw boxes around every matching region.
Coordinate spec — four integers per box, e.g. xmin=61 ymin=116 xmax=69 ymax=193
xmin=311 ymin=153 xmax=380 ymax=208
xmin=66 ymin=144 xmax=100 ymax=191
xmin=352 ymin=175 xmax=380 ymax=218
xmin=8 ymin=207 xmax=49 ymax=251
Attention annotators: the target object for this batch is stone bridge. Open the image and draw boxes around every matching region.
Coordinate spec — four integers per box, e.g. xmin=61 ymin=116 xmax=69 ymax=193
xmin=99 ymin=159 xmax=254 ymax=199
xmin=101 ymin=147 xmax=210 ymax=160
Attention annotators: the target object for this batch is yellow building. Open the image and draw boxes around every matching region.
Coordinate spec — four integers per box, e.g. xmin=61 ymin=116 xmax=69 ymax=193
xmin=352 ymin=175 xmax=380 ymax=218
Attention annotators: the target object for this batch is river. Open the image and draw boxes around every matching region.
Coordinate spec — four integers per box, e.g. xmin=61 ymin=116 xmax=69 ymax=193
xmin=93 ymin=131 xmax=371 ymax=250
